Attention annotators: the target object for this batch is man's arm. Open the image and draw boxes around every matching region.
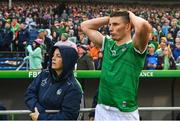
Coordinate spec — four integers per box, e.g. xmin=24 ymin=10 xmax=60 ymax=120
xmin=129 ymin=11 xmax=152 ymax=53
xmin=81 ymin=17 xmax=110 ymax=48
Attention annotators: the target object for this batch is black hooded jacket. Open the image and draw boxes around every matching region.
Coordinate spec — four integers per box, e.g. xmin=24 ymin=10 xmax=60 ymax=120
xmin=25 ymin=45 xmax=82 ymax=120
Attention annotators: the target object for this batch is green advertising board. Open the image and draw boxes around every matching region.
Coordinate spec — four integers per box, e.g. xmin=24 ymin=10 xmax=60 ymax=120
xmin=0 ymin=70 xmax=179 ymax=78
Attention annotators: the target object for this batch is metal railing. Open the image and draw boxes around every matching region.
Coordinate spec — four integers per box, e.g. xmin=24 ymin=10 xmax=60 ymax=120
xmin=2 ymin=107 xmax=180 ymax=115
xmin=0 ymin=108 xmax=94 ymax=115
xmin=1 ymin=107 xmax=180 ymax=120
xmin=0 ymin=108 xmax=94 ymax=120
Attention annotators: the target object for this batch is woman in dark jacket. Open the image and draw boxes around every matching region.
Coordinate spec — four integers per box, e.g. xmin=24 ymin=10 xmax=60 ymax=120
xmin=157 ymin=47 xmax=176 ymax=70
xmin=25 ymin=45 xmax=82 ymax=120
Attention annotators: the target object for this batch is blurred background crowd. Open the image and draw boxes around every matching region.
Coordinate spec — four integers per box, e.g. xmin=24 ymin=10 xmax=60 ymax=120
xmin=0 ymin=0 xmax=179 ymax=70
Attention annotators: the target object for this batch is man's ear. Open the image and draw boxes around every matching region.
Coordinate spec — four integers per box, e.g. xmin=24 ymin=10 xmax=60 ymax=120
xmin=126 ymin=23 xmax=132 ymax=31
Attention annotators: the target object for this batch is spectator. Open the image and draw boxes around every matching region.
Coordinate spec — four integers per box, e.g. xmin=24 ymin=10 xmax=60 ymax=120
xmin=24 ymin=38 xmax=43 ymax=70
xmin=37 ymin=29 xmax=54 ymax=69
xmin=51 ymin=30 xmax=58 ymax=44
xmin=58 ymin=21 xmax=69 ymax=37
xmin=61 ymin=10 xmax=68 ymax=21
xmin=156 ymin=37 xmax=167 ymax=57
xmin=25 ymin=45 xmax=82 ymax=120
xmin=51 ymin=20 xmax=60 ymax=38
xmin=77 ymin=32 xmax=89 ymax=45
xmin=76 ymin=44 xmax=95 ymax=70
xmin=45 ymin=29 xmax=52 ymax=40
xmin=173 ymin=37 xmax=180 ymax=61
xmin=89 ymin=42 xmax=100 ymax=69
xmin=157 ymin=25 xmax=164 ymax=42
xmin=76 ymin=44 xmax=95 ymax=95
xmin=149 ymin=34 xmax=159 ymax=51
xmin=28 ymin=22 xmax=38 ymax=45
xmin=96 ymin=50 xmax=103 ymax=70
xmin=0 ymin=22 xmax=13 ymax=51
xmin=16 ymin=22 xmax=29 ymax=52
xmin=44 ymin=29 xmax=54 ymax=50
xmin=43 ymin=29 xmax=54 ymax=69
xmin=11 ymin=17 xmax=20 ymax=33
xmin=55 ymin=32 xmax=77 ymax=51
xmin=25 ymin=14 xmax=33 ymax=25
xmin=157 ymin=47 xmax=176 ymax=70
xmin=166 ymin=32 xmax=174 ymax=49
xmin=162 ymin=19 xmax=170 ymax=37
xmin=144 ymin=44 xmax=158 ymax=70
xmin=11 ymin=17 xmax=21 ymax=51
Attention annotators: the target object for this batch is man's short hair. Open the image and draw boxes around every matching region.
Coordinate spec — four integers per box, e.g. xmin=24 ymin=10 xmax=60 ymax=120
xmin=110 ymin=11 xmax=130 ymax=23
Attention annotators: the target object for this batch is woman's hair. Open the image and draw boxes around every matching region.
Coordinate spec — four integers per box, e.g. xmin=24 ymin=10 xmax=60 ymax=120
xmin=164 ymin=47 xmax=172 ymax=58
xmin=37 ymin=32 xmax=45 ymax=40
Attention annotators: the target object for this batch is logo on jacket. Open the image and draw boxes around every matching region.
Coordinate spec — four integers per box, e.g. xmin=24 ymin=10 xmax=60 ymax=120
xmin=56 ymin=89 xmax=62 ymax=95
xmin=41 ymin=78 xmax=47 ymax=87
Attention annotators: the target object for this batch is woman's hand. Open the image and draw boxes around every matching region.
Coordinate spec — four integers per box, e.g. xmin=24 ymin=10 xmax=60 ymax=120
xmin=30 ymin=107 xmax=39 ymax=121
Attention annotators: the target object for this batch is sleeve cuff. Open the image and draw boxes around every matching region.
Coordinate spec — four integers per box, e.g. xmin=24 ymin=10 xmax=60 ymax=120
xmin=38 ymin=113 xmax=47 ymax=120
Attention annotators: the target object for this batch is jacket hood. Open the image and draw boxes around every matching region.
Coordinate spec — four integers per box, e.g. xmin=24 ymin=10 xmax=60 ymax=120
xmin=49 ymin=45 xmax=78 ymax=82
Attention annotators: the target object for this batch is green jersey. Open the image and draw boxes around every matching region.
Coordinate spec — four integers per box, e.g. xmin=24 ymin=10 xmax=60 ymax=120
xmin=98 ymin=36 xmax=147 ymax=112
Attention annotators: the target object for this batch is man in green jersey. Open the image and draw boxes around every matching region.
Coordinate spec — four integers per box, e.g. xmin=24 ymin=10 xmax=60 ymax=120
xmin=81 ymin=11 xmax=152 ymax=120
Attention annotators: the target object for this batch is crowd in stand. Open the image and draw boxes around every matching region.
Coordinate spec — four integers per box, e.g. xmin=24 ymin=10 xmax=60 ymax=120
xmin=0 ymin=1 xmax=179 ymax=70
